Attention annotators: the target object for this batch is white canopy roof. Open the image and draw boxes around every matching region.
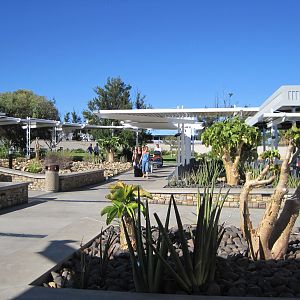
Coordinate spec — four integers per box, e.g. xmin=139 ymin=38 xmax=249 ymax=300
xmin=95 ymin=107 xmax=259 ymax=130
xmin=246 ymin=85 xmax=300 ymax=126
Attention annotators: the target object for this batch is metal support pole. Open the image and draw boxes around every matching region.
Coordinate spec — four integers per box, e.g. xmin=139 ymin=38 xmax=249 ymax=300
xmin=135 ymin=130 xmax=139 ymax=147
xmin=26 ymin=117 xmax=31 ymax=159
xmin=292 ymin=107 xmax=296 ymax=125
xmin=262 ymin=127 xmax=266 ymax=152
xmin=8 ymin=147 xmax=13 ymax=169
xmin=181 ymin=123 xmax=185 ymax=166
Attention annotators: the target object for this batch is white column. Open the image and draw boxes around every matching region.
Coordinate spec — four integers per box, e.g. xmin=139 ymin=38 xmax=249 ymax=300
xmin=262 ymin=127 xmax=266 ymax=152
xmin=135 ymin=130 xmax=139 ymax=147
xmin=181 ymin=123 xmax=185 ymax=166
xmin=271 ymin=123 xmax=279 ymax=149
xmin=26 ymin=117 xmax=31 ymax=159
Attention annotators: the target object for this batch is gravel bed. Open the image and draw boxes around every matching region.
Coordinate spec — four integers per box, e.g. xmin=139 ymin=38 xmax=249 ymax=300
xmin=42 ymin=225 xmax=300 ymax=297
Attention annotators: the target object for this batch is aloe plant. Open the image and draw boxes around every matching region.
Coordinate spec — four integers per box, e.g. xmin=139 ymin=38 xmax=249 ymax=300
xmin=122 ymin=189 xmax=171 ymax=292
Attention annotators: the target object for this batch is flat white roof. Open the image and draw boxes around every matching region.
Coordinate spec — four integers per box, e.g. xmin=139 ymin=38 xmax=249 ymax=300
xmin=95 ymin=107 xmax=259 ymax=130
xmin=246 ymin=85 xmax=300 ymax=126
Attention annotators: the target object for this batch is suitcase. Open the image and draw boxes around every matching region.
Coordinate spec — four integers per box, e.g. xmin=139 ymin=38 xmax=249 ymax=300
xmin=134 ymin=166 xmax=143 ymax=177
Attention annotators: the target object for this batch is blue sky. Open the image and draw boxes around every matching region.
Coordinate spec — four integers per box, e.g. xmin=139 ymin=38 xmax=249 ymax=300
xmin=1 ymin=0 xmax=300 ymax=119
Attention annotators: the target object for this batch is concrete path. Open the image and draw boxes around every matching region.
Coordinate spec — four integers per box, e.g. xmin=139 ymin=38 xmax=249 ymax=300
xmin=0 ymin=165 xmax=298 ymax=299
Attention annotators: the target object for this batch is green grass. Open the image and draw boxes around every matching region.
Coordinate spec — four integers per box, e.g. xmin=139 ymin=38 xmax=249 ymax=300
xmin=162 ymin=154 xmax=176 ymax=162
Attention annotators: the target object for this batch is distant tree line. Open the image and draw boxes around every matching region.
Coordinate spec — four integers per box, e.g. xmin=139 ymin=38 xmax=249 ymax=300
xmin=0 ymin=77 xmax=152 ymax=149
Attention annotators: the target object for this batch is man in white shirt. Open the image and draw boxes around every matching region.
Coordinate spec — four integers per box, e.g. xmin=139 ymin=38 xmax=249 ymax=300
xmin=154 ymin=144 xmax=162 ymax=153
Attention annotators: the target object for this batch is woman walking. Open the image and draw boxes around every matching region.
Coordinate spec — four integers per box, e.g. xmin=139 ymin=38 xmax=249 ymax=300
xmin=140 ymin=146 xmax=150 ymax=178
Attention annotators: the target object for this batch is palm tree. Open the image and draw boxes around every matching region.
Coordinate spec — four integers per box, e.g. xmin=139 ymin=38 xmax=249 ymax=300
xmin=101 ymin=181 xmax=152 ymax=249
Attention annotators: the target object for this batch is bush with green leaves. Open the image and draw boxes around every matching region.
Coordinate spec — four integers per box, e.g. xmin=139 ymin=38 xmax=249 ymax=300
xmin=0 ymin=144 xmax=8 ymax=159
xmin=27 ymin=160 xmax=43 ymax=173
xmin=202 ymin=117 xmax=260 ymax=186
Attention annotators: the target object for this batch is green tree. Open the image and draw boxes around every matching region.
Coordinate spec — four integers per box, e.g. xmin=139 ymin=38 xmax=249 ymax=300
xmin=83 ymin=78 xmax=152 ymax=147
xmin=0 ymin=90 xmax=59 ymax=149
xmin=83 ymin=77 xmax=132 ymax=141
xmin=64 ymin=112 xmax=70 ymax=123
xmin=101 ymin=181 xmax=152 ymax=250
xmin=201 ymin=117 xmax=260 ymax=186
xmin=64 ymin=110 xmax=81 ymax=123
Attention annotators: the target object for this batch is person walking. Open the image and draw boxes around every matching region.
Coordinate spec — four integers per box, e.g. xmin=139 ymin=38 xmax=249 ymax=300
xmin=93 ymin=143 xmax=100 ymax=163
xmin=140 ymin=146 xmax=150 ymax=178
xmin=87 ymin=143 xmax=93 ymax=155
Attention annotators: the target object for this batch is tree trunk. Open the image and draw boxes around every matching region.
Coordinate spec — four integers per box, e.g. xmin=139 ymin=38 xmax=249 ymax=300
xmin=120 ymin=216 xmax=136 ymax=250
xmin=223 ymin=161 xmax=239 ymax=186
xmin=240 ymin=167 xmax=276 ymax=259
xmin=240 ymin=143 xmax=298 ymax=260
xmin=222 ymin=152 xmax=239 ymax=186
xmin=256 ymin=144 xmax=294 ymax=259
xmin=106 ymin=150 xmax=114 ymax=163
xmin=270 ymin=185 xmax=300 ymax=258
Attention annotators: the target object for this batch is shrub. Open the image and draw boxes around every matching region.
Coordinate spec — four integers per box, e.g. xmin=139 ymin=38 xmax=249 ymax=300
xmin=44 ymin=150 xmax=72 ymax=169
xmin=73 ymin=148 xmax=85 ymax=153
xmin=27 ymin=160 xmax=43 ymax=173
xmin=168 ymin=158 xmax=224 ymax=188
xmin=0 ymin=144 xmax=8 ymax=159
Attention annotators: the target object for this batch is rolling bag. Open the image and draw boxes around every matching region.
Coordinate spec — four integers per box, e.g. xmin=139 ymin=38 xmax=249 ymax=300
xmin=134 ymin=166 xmax=143 ymax=177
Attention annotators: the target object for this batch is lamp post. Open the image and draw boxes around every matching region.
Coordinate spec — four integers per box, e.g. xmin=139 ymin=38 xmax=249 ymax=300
xmin=8 ymin=146 xmax=14 ymax=169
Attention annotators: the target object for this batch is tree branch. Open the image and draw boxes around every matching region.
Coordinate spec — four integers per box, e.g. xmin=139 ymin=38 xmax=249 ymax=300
xmin=289 ymin=147 xmax=300 ymax=165
xmin=234 ymin=142 xmax=244 ymax=167
xmin=257 ymin=164 xmax=270 ymax=181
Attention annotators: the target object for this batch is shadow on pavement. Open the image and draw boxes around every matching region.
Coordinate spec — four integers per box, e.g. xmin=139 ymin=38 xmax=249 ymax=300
xmin=0 ymin=201 xmax=48 ymax=216
xmin=0 ymin=232 xmax=47 ymax=239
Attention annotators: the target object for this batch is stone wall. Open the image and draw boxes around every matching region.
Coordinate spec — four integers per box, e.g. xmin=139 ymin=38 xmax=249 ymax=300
xmin=150 ymin=189 xmax=292 ymax=209
xmin=59 ymin=169 xmax=105 ymax=192
xmin=0 ymin=182 xmax=29 ymax=209
xmin=0 ymin=167 xmax=45 ymax=190
xmin=0 ymin=167 xmax=105 ymax=192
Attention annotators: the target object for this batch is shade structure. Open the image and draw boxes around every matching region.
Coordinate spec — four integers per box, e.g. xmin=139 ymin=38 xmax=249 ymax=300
xmin=94 ymin=107 xmax=259 ymax=130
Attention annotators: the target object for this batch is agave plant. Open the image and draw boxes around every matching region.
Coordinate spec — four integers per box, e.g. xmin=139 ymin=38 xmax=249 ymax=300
xmin=122 ymin=186 xmax=226 ymax=294
xmin=101 ymin=181 xmax=152 ymax=249
xmin=152 ymin=187 xmax=226 ymax=294
xmin=122 ymin=190 xmax=171 ymax=293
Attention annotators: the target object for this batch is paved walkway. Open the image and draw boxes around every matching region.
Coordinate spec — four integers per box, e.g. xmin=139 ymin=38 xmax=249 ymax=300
xmin=0 ymin=165 xmax=298 ymax=299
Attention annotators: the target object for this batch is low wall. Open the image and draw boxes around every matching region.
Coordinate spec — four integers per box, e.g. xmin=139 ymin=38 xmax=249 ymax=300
xmin=0 ymin=167 xmax=105 ymax=192
xmin=0 ymin=167 xmax=45 ymax=190
xmin=149 ymin=188 xmax=294 ymax=209
xmin=0 ymin=182 xmax=29 ymax=209
xmin=59 ymin=169 xmax=105 ymax=192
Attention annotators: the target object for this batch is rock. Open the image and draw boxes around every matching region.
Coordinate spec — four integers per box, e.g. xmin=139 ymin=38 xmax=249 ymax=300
xmin=51 ymin=271 xmax=62 ymax=288
xmin=48 ymin=282 xmax=56 ymax=288
xmin=207 ymin=282 xmax=221 ymax=296
xmin=288 ymin=280 xmax=300 ymax=293
xmin=235 ymin=257 xmax=249 ymax=268
xmin=247 ymin=285 xmax=262 ymax=297
xmin=227 ymin=286 xmax=246 ymax=296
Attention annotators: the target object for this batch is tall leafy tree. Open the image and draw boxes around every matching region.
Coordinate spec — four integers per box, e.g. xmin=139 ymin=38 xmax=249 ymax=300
xmin=64 ymin=110 xmax=81 ymax=123
xmin=134 ymin=90 xmax=152 ymax=145
xmin=0 ymin=90 xmax=59 ymax=148
xmin=201 ymin=117 xmax=260 ymax=186
xmin=83 ymin=77 xmax=132 ymax=142
xmin=83 ymin=78 xmax=152 ymax=147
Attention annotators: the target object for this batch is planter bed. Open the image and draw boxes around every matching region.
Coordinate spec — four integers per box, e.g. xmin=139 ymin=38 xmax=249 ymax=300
xmin=40 ymin=225 xmax=300 ymax=297
xmin=150 ymin=188 xmax=295 ymax=209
